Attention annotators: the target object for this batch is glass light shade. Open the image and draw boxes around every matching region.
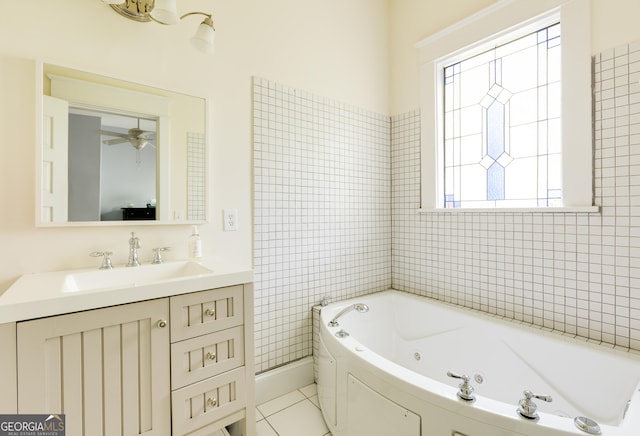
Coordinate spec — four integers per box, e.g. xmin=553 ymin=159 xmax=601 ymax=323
xmin=190 ymin=20 xmax=215 ymax=54
xmin=150 ymin=0 xmax=180 ymax=25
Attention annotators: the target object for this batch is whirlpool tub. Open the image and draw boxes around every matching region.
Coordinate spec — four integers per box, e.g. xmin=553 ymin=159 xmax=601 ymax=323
xmin=317 ymin=290 xmax=640 ymax=436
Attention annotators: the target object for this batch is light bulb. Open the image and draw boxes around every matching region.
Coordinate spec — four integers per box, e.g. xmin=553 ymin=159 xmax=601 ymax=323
xmin=190 ymin=18 xmax=215 ymax=54
xmin=150 ymin=0 xmax=180 ymax=25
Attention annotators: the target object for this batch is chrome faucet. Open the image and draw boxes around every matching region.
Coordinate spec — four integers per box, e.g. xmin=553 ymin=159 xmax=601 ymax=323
xmin=126 ymin=232 xmax=141 ymax=267
xmin=90 ymin=251 xmax=113 ymax=270
xmin=152 ymin=247 xmax=171 ymax=264
xmin=517 ymin=390 xmax=552 ymax=420
xmin=447 ymin=371 xmax=475 ymax=402
xmin=328 ymin=303 xmax=369 ymax=327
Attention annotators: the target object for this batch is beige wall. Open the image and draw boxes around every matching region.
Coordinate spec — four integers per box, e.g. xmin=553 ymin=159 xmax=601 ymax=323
xmin=0 ymin=0 xmax=389 ymax=291
xmin=389 ymin=0 xmax=497 ymax=115
xmin=390 ymin=0 xmax=640 ymax=115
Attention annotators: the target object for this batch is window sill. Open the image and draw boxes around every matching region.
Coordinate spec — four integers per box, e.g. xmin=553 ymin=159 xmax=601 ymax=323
xmin=417 ymin=206 xmax=600 ymax=214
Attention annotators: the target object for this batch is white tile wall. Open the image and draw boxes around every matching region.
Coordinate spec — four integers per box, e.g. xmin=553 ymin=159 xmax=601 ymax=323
xmin=253 ymin=41 xmax=640 ymax=375
xmin=253 ymin=78 xmax=392 ymax=373
xmin=187 ymin=132 xmax=206 ymax=221
xmin=392 ymin=42 xmax=640 ymax=351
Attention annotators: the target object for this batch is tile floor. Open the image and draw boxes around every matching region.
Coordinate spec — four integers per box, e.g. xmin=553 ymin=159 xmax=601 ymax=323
xmin=256 ymin=383 xmax=331 ymax=436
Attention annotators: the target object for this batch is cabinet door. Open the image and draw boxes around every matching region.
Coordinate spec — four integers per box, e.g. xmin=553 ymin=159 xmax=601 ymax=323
xmin=17 ymin=298 xmax=170 ymax=436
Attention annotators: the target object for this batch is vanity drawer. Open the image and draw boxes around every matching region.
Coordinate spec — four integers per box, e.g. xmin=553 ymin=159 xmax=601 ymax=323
xmin=171 ymin=367 xmax=245 ymax=436
xmin=171 ymin=326 xmax=244 ymax=389
xmin=170 ymin=285 xmax=244 ymax=342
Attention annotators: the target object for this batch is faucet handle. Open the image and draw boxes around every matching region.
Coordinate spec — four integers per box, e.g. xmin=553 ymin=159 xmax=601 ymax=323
xmin=525 ymin=390 xmax=552 ymax=403
xmin=517 ymin=390 xmax=552 ymax=420
xmin=152 ymin=247 xmax=172 ymax=264
xmin=130 ymin=232 xmax=141 ymax=248
xmin=90 ymin=251 xmax=113 ymax=270
xmin=447 ymin=371 xmax=475 ymax=402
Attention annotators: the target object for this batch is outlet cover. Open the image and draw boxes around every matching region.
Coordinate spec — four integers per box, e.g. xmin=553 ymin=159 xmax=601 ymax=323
xmin=223 ymin=209 xmax=238 ymax=231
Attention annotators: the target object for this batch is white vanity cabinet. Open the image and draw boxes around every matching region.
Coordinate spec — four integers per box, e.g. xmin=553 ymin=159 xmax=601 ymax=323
xmin=9 ymin=281 xmax=254 ymax=436
xmin=17 ymin=298 xmax=171 ymax=435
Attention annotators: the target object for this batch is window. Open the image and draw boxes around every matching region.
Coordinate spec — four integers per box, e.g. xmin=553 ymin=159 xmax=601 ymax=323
xmin=444 ymin=23 xmax=561 ymax=208
xmin=417 ymin=0 xmax=595 ymax=211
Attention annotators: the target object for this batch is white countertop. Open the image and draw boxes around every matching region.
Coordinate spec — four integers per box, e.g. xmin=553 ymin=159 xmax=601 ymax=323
xmin=0 ymin=259 xmax=253 ymax=323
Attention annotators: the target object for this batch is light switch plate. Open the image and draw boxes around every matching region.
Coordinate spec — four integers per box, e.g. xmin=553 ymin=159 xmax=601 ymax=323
xmin=223 ymin=209 xmax=238 ymax=231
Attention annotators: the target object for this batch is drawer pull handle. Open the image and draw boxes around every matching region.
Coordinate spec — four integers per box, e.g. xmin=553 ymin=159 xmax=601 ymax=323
xmin=205 ymin=308 xmax=215 ymax=317
xmin=207 ymin=397 xmax=217 ymax=407
xmin=157 ymin=319 xmax=167 ymax=328
xmin=206 ymin=352 xmax=217 ymax=361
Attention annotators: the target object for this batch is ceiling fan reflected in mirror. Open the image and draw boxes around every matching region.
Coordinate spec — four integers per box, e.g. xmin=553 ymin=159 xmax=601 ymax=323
xmin=97 ymin=126 xmax=156 ymax=150
xmin=92 ymin=113 xmax=157 ymax=167
xmin=68 ymin=106 xmax=157 ymax=151
xmin=96 ymin=116 xmax=156 ymax=151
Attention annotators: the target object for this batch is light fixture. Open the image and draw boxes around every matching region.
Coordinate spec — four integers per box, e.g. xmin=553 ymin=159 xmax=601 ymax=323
xmin=149 ymin=0 xmax=180 ymax=24
xmin=103 ymin=0 xmax=216 ymax=54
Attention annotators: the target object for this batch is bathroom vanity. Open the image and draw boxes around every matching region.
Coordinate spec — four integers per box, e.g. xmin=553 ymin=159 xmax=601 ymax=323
xmin=0 ymin=261 xmax=254 ymax=436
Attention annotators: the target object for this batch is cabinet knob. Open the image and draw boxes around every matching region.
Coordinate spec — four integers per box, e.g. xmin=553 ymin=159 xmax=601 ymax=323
xmin=206 ymin=352 xmax=217 ymax=361
xmin=157 ymin=319 xmax=168 ymax=328
xmin=205 ymin=308 xmax=215 ymax=317
xmin=207 ymin=397 xmax=217 ymax=407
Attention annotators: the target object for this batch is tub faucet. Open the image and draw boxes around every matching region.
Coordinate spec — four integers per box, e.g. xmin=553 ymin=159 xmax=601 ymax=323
xmin=447 ymin=371 xmax=475 ymax=402
xmin=517 ymin=390 xmax=552 ymax=420
xmin=126 ymin=232 xmax=141 ymax=267
xmin=328 ymin=303 xmax=369 ymax=327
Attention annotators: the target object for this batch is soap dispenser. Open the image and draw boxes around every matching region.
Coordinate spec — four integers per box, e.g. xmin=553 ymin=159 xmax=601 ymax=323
xmin=188 ymin=225 xmax=203 ymax=261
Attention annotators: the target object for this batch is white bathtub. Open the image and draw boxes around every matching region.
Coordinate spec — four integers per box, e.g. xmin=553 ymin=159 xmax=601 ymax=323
xmin=318 ymin=290 xmax=640 ymax=436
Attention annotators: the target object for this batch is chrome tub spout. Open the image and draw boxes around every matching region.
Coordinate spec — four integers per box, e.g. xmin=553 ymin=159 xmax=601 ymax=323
xmin=328 ymin=303 xmax=369 ymax=327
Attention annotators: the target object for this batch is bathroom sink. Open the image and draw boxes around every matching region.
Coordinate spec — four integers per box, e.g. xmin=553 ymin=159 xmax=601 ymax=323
xmin=61 ymin=261 xmax=214 ymax=293
xmin=0 ymin=259 xmax=252 ymax=324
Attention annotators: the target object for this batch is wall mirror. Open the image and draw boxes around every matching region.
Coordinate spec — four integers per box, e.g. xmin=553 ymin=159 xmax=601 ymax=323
xmin=37 ymin=62 xmax=207 ymax=226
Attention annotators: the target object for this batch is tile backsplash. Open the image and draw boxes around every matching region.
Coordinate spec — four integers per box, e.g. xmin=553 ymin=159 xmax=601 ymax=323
xmin=253 ymin=78 xmax=391 ymax=373
xmin=253 ymin=40 xmax=640 ymax=374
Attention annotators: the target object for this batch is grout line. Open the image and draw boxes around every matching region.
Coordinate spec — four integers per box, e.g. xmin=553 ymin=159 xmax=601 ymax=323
xmin=258 ymin=396 xmax=308 ymax=419
xmin=265 ymin=419 xmax=280 ymax=436
xmin=260 ymin=391 xmax=327 ymax=435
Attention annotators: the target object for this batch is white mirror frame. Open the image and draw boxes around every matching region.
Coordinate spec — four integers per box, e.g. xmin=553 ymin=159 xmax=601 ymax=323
xmin=35 ymin=59 xmax=209 ymax=227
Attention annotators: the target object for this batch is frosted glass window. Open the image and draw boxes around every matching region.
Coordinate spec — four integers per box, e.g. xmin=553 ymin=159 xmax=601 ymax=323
xmin=443 ymin=23 xmax=561 ymax=208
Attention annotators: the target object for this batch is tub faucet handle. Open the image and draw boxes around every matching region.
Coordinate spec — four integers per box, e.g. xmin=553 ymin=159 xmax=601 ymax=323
xmin=447 ymin=371 xmax=475 ymax=402
xmin=517 ymin=390 xmax=552 ymax=420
